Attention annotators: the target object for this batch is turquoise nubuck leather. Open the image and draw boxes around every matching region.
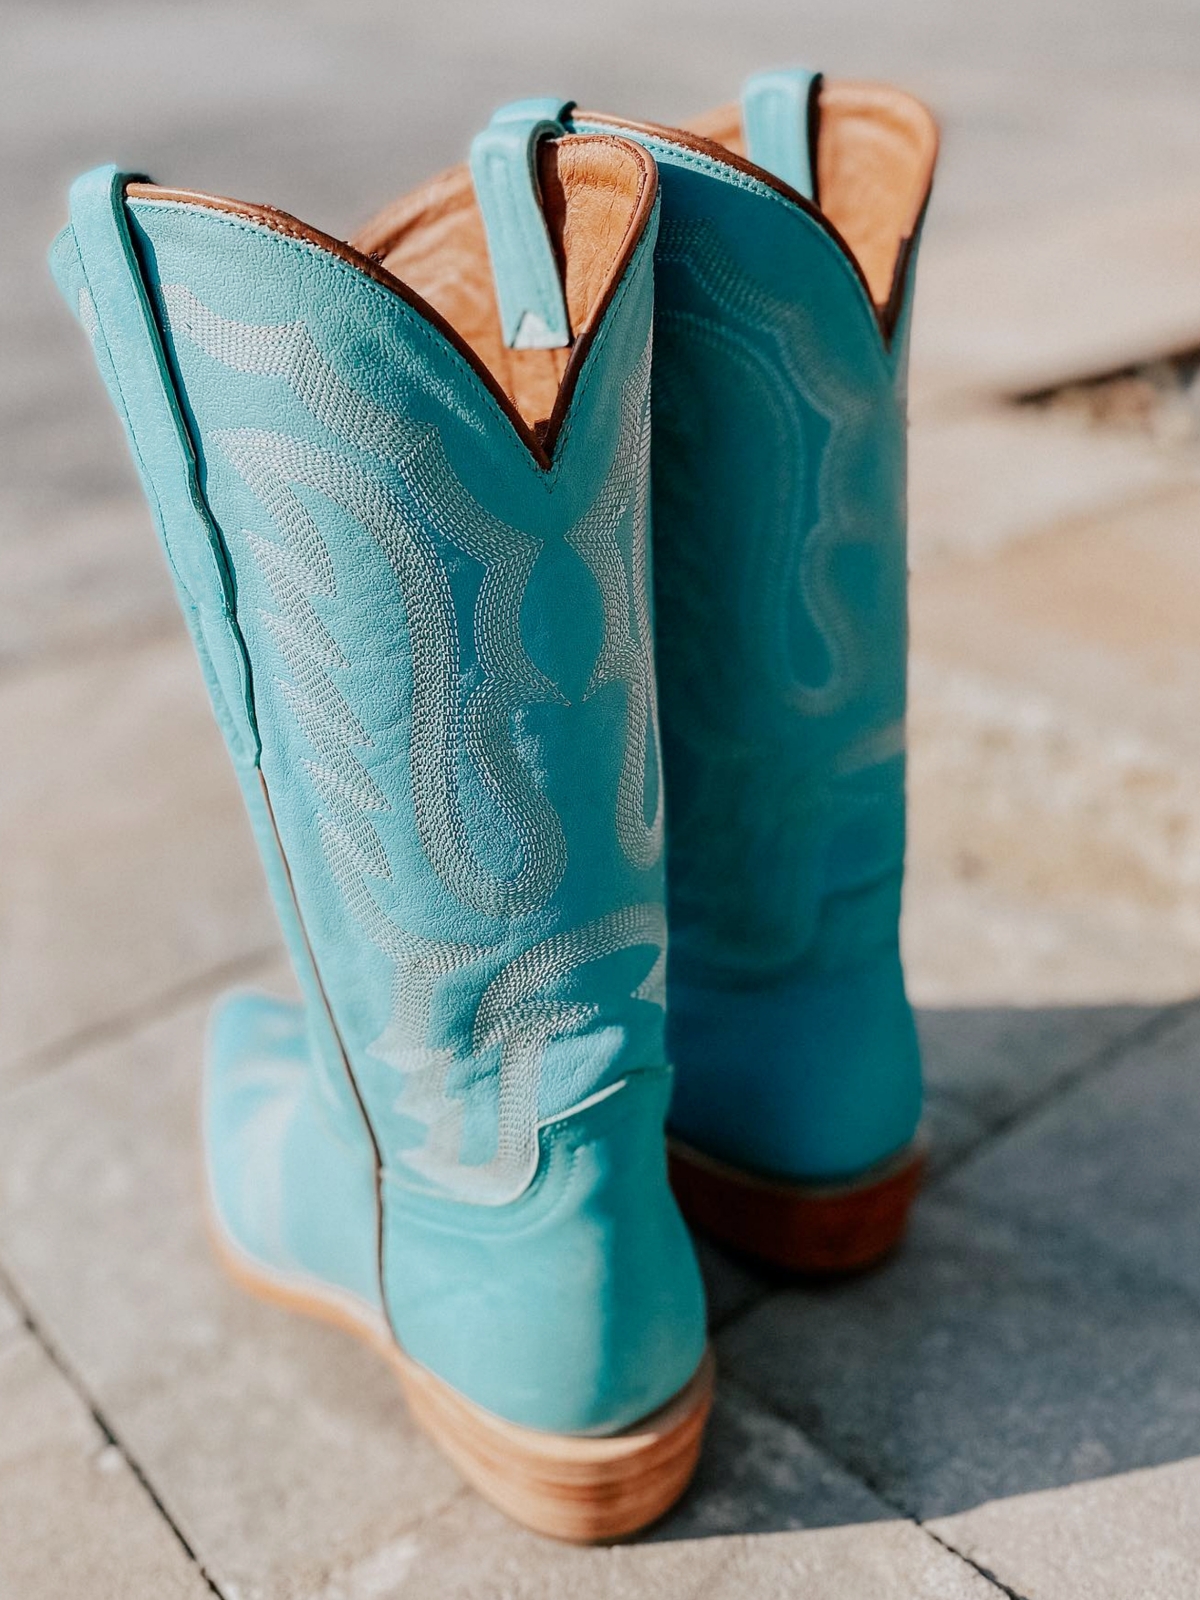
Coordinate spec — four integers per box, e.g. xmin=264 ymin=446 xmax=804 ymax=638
xmin=569 ymin=74 xmax=935 ymax=1184
xmin=51 ymin=133 xmax=706 ymax=1436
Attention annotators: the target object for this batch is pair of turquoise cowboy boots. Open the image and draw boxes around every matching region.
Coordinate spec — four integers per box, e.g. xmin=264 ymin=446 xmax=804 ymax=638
xmin=52 ymin=68 xmax=938 ymax=1539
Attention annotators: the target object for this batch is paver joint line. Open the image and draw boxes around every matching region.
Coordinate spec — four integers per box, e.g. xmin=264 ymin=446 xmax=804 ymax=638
xmin=921 ymin=1522 xmax=1033 ymax=1600
xmin=709 ymin=1001 xmax=1190 ymax=1350
xmin=1 ymin=940 xmax=284 ymax=1100
xmin=703 ymin=1373 xmax=1018 ymax=1597
xmin=925 ymin=997 xmax=1195 ymax=1192
xmin=0 ymin=1256 xmax=229 ymax=1599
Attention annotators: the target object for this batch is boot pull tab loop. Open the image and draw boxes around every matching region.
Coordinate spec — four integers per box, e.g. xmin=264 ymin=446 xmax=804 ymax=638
xmin=470 ymin=97 xmax=575 ymax=350
xmin=740 ymin=68 xmax=824 ymax=204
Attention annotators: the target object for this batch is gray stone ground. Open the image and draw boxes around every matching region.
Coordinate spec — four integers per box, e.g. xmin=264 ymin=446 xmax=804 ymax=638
xmin=3 ymin=2 xmax=1200 ymax=1595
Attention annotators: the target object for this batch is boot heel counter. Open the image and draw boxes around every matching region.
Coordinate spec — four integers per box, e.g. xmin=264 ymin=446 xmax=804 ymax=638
xmin=668 ymin=946 xmax=922 ymax=1182
xmin=381 ymin=1068 xmax=708 ymax=1435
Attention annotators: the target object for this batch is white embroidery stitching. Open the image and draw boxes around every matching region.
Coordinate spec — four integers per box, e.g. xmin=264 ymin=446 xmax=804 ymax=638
xmin=656 ymin=220 xmax=877 ymax=716
xmin=162 ymin=284 xmax=664 ymax=1200
xmin=565 ymin=337 xmax=663 ymax=868
xmin=165 ymin=284 xmax=569 ymax=918
xmin=650 ymin=220 xmax=905 ymax=973
xmin=470 ymin=903 xmax=667 ymax=1196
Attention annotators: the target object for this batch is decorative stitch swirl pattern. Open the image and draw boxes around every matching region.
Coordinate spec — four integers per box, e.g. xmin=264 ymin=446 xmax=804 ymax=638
xmin=565 ymin=336 xmax=663 ymax=868
xmin=650 ymin=220 xmax=905 ymax=973
xmin=162 ymin=283 xmax=664 ymax=1200
xmin=655 ymin=219 xmax=880 ymax=717
xmin=164 ymin=283 xmax=567 ymax=918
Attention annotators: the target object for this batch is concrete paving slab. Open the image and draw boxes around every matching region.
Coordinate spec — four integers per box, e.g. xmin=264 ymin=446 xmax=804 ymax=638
xmin=929 ymin=1457 xmax=1200 ymax=1600
xmin=917 ymin=1088 xmax=989 ymax=1176
xmin=0 ymin=1320 xmax=211 ymax=1600
xmin=944 ymin=1002 xmax=1200 ymax=1308
xmin=718 ymin=1197 xmax=1200 ymax=1523
xmin=661 ymin=1382 xmax=890 ymax=1541
xmin=384 ymin=1505 xmax=1003 ymax=1600
xmin=0 ymin=635 xmax=279 ymax=1087
xmin=0 ymin=982 xmax=463 ymax=1600
xmin=365 ymin=1493 xmax=724 ymax=1600
xmin=694 ymin=1236 xmax=771 ymax=1332
xmin=0 ymin=1284 xmax=22 ymax=1347
xmin=329 ymin=1388 xmax=999 ymax=1600
xmin=696 ymin=1521 xmax=1001 ymax=1600
xmin=694 ymin=988 xmax=1148 ymax=1276
xmin=917 ymin=1000 xmax=1162 ymax=1154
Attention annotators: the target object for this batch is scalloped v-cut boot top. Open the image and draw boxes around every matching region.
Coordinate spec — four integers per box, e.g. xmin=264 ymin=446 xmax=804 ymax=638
xmin=52 ymin=69 xmax=937 ymax=1541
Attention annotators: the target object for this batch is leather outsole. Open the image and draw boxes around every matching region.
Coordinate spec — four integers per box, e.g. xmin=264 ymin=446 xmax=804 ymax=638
xmin=208 ymin=1216 xmax=715 ymax=1543
xmin=668 ymin=1138 xmax=925 ymax=1276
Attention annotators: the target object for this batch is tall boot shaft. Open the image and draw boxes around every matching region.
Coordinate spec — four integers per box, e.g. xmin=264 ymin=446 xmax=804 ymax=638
xmin=51 ymin=113 xmax=707 ymax=1465
xmin=571 ymin=77 xmax=937 ymax=1192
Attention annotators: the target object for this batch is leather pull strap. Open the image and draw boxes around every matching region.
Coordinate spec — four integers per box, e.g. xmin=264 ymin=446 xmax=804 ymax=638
xmin=741 ymin=68 xmax=824 ymax=203
xmin=470 ymin=98 xmax=574 ymax=350
xmin=64 ymin=164 xmax=259 ymax=764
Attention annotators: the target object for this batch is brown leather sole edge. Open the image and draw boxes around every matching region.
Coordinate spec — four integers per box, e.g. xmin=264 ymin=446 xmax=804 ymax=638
xmin=209 ymin=1219 xmax=714 ymax=1543
xmin=668 ymin=1138 xmax=926 ymax=1276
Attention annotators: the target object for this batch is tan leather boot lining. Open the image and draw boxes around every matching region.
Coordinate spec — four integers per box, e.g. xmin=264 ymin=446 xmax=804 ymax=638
xmin=685 ymin=83 xmax=938 ymax=316
xmin=352 ymin=138 xmax=652 ymax=437
xmin=125 ymin=134 xmax=656 ymax=469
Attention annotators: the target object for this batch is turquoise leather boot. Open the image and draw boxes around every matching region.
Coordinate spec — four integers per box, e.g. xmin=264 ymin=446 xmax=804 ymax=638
xmin=51 ymin=104 xmax=710 ymax=1540
xmin=570 ymin=74 xmax=939 ymax=1272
